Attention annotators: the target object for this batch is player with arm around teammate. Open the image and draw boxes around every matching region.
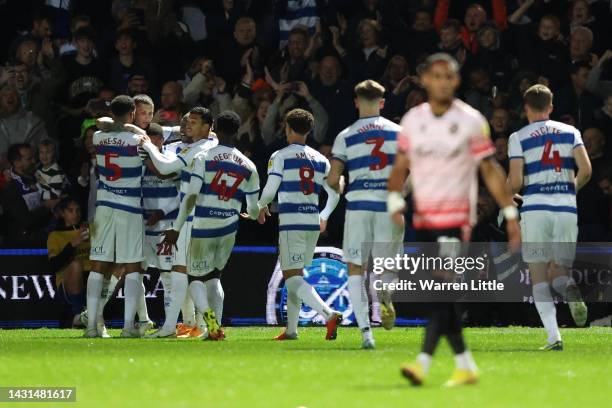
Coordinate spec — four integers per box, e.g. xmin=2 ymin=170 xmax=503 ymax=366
xmin=164 ymin=111 xmax=260 ymax=340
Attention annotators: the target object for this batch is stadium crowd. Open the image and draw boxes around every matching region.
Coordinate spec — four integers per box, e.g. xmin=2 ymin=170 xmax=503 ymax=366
xmin=0 ymin=0 xmax=611 ymax=254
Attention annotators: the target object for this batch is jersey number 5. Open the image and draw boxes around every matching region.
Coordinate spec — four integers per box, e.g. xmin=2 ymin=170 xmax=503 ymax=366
xmin=211 ymin=169 xmax=245 ymax=201
xmin=366 ymin=137 xmax=388 ymax=170
xmin=104 ymin=152 xmax=122 ymax=181
xmin=540 ymin=140 xmax=561 ymax=172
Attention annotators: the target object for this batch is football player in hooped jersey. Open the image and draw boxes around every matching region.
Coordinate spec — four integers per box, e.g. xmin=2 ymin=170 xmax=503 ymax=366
xmin=86 ymin=95 xmax=150 ymax=338
xmin=165 ymin=111 xmax=261 ymax=340
xmin=508 ymin=84 xmax=591 ymax=350
xmin=327 ymin=80 xmax=404 ymax=349
xmin=257 ymin=109 xmax=342 ymax=341
xmin=140 ymin=107 xmax=218 ymax=338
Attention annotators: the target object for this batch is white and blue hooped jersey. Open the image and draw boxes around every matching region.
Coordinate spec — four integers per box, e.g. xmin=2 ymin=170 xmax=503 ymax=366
xmin=176 ymin=137 xmax=218 ymax=220
xmin=93 ymin=130 xmax=144 ymax=214
xmin=190 ymin=144 xmax=260 ymax=238
xmin=332 ymin=116 xmax=401 ymax=212
xmin=142 ymin=145 xmax=180 ymax=235
xmin=508 ymin=120 xmax=583 ymax=214
xmin=268 ymin=143 xmax=330 ymax=231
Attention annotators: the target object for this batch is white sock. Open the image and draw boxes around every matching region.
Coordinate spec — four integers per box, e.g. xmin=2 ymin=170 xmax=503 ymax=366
xmin=97 ymin=275 xmax=119 ymax=323
xmin=188 ymin=281 xmax=208 ymax=314
xmin=416 ymin=352 xmax=432 ymax=374
xmin=86 ymin=272 xmax=104 ymax=330
xmin=181 ymin=291 xmax=196 ymax=327
xmin=286 ymin=288 xmax=301 ymax=336
xmin=160 ymin=271 xmax=172 ymax=315
xmin=348 ymin=275 xmax=371 ymax=337
xmin=162 ymin=272 xmax=188 ymax=331
xmin=136 ymin=276 xmax=149 ymax=323
xmin=286 ymin=276 xmax=334 ymax=321
xmin=123 ymin=273 xmax=142 ymax=330
xmin=533 ymin=282 xmax=561 ymax=343
xmin=552 ymin=275 xmax=573 ymax=299
xmin=454 ymin=351 xmax=477 ymax=371
xmin=204 ymin=278 xmax=224 ymax=323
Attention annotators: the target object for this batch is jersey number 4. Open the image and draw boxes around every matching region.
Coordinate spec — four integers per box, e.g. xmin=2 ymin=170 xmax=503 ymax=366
xmin=211 ymin=169 xmax=245 ymax=201
xmin=540 ymin=140 xmax=561 ymax=172
xmin=104 ymin=153 xmax=122 ymax=181
xmin=366 ymin=137 xmax=388 ymax=170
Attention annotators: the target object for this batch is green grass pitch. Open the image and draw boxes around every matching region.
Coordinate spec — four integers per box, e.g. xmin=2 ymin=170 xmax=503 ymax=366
xmin=1 ymin=327 xmax=610 ymax=408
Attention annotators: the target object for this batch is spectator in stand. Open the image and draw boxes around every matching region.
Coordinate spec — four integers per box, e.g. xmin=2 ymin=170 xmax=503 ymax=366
xmin=569 ymin=26 xmax=595 ymax=65
xmin=465 ymin=68 xmax=494 ymax=118
xmin=380 ymin=55 xmax=419 ymax=122
xmin=14 ymin=39 xmax=40 ymax=73
xmin=207 ymin=0 xmax=244 ymax=48
xmin=262 ymin=81 xmax=328 ymax=146
xmin=399 ymin=9 xmax=438 ymax=64
xmin=433 ymin=0 xmax=507 ymax=54
xmin=12 ymin=61 xmax=62 ymax=139
xmin=0 ymin=143 xmax=56 ymax=247
xmin=569 ymin=0 xmax=607 ymax=55
xmin=236 ymin=96 xmax=273 ymax=176
xmin=437 ymin=19 xmax=468 ymax=67
xmin=267 ymin=26 xmax=315 ymax=84
xmin=332 ymin=19 xmax=389 ymax=84
xmin=153 ymin=81 xmax=186 ymax=126
xmin=465 ymin=22 xmax=516 ymax=90
xmin=215 ymin=17 xmax=262 ymax=91
xmin=183 ymin=58 xmax=232 ymax=115
xmin=554 ymin=61 xmax=600 ymax=129
xmin=578 ymin=127 xmax=610 ymax=241
xmin=59 ymin=27 xmax=106 ymax=117
xmin=0 ymin=85 xmax=48 ymax=169
xmin=586 ymin=49 xmax=612 ymax=100
xmin=490 ymin=107 xmax=511 ymax=139
xmin=58 ymin=15 xmax=92 ymax=57
xmin=35 ymin=138 xmax=70 ymax=201
xmin=47 ymin=197 xmax=90 ymax=327
xmin=126 ymin=72 xmax=150 ymax=97
xmin=593 ymin=93 xmax=612 ymax=155
xmin=493 ymin=135 xmax=509 ymax=172
xmin=308 ymin=54 xmax=356 ymax=143
xmin=109 ymin=29 xmax=157 ymax=96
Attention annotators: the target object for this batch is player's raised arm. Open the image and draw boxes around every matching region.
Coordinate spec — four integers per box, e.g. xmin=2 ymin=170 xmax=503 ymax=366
xmin=141 ymin=139 xmax=185 ymax=175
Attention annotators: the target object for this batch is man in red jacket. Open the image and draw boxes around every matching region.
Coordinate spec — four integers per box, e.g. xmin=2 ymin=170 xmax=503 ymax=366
xmin=434 ymin=0 xmax=508 ymax=54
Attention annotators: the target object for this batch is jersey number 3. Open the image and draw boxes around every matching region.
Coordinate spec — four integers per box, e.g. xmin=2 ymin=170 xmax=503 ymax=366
xmin=211 ymin=169 xmax=245 ymax=201
xmin=366 ymin=137 xmax=388 ymax=170
xmin=540 ymin=140 xmax=561 ymax=172
xmin=104 ymin=153 xmax=122 ymax=181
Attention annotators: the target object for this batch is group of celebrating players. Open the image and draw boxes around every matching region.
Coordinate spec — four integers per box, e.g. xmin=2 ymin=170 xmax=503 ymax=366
xmin=83 ymin=53 xmax=591 ymax=387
